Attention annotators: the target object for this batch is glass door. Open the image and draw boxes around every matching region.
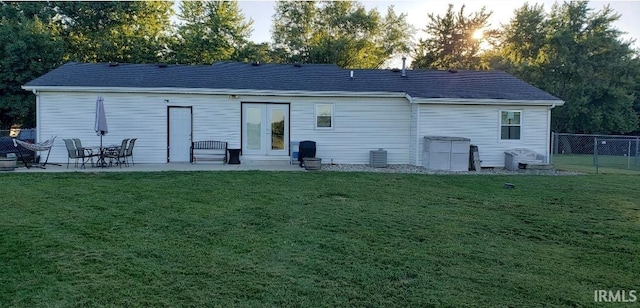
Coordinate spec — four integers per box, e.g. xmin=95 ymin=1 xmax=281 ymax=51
xmin=242 ymin=103 xmax=289 ymax=156
xmin=267 ymin=105 xmax=288 ymax=156
xmin=244 ymin=104 xmax=263 ymax=155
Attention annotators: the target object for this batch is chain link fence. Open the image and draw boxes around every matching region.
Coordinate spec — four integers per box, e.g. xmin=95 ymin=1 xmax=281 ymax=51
xmin=552 ymin=133 xmax=640 ymax=174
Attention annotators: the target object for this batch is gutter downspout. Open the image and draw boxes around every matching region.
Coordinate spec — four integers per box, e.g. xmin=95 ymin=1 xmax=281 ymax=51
xmin=546 ymin=103 xmax=557 ymax=164
xmin=404 ymin=93 xmax=413 ymax=104
xmin=405 ymin=93 xmax=420 ymax=166
xmin=32 ymin=89 xmax=40 ymax=143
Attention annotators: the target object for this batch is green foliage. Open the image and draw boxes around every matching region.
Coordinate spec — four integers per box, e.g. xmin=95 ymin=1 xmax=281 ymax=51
xmin=553 ymin=154 xmax=640 ymax=174
xmin=0 ymin=2 xmax=63 ymax=128
xmin=1 ymin=171 xmax=639 ymax=306
xmin=272 ymin=1 xmax=413 ymax=68
xmin=173 ymin=1 xmax=253 ymax=64
xmin=0 ymin=1 xmax=56 ymax=21
xmin=634 ymin=60 xmax=640 ymax=133
xmin=233 ymin=42 xmax=285 ymax=64
xmin=412 ymin=4 xmax=493 ymax=70
xmin=272 ymin=1 xmax=316 ymax=64
xmin=55 ymin=1 xmax=174 ymax=63
xmin=495 ymin=2 xmax=639 ymax=134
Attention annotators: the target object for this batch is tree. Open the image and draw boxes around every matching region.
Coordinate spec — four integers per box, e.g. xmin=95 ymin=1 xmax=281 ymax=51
xmin=272 ymin=1 xmax=316 ymax=64
xmin=173 ymin=0 xmax=253 ymax=65
xmin=494 ymin=3 xmax=547 ymax=67
xmin=412 ymin=4 xmax=493 ymax=70
xmin=0 ymin=2 xmax=63 ymax=128
xmin=0 ymin=1 xmax=56 ymax=21
xmin=495 ymin=2 xmax=639 ymax=134
xmin=55 ymin=1 xmax=174 ymax=63
xmin=272 ymin=1 xmax=414 ymax=68
xmin=233 ymin=42 xmax=284 ymax=64
xmin=633 ymin=57 xmax=640 ymax=134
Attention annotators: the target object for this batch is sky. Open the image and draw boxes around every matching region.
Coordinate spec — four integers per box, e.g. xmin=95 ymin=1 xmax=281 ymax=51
xmin=236 ymin=0 xmax=640 ymax=48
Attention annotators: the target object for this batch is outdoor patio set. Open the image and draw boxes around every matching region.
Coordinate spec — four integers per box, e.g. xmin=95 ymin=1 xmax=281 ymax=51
xmin=63 ymin=138 xmax=137 ymax=168
xmin=61 ymin=95 xmax=138 ymax=169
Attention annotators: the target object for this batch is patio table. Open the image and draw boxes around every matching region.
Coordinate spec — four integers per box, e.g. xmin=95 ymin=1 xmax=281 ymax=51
xmin=86 ymin=144 xmax=121 ymax=167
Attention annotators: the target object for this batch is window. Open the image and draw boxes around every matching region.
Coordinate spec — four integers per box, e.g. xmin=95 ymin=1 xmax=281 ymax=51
xmin=500 ymin=111 xmax=521 ymax=140
xmin=315 ymin=104 xmax=333 ymax=129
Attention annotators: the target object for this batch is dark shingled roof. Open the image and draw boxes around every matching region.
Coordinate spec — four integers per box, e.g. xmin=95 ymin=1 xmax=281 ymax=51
xmin=25 ymin=62 xmax=561 ymax=101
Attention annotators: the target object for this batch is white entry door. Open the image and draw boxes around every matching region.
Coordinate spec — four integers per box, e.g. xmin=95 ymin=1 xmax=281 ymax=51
xmin=242 ymin=103 xmax=289 ymax=157
xmin=168 ymin=106 xmax=192 ymax=162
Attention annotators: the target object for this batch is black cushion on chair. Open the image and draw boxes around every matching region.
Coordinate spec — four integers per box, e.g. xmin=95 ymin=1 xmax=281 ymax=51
xmin=298 ymin=140 xmax=316 ymax=166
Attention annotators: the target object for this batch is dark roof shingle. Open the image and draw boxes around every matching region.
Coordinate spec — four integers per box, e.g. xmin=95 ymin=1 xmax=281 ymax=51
xmin=24 ymin=62 xmax=561 ymax=101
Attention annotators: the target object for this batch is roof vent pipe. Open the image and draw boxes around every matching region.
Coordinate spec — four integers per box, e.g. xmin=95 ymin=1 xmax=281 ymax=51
xmin=350 ymin=70 xmax=354 ymax=79
xmin=401 ymin=56 xmax=407 ymax=77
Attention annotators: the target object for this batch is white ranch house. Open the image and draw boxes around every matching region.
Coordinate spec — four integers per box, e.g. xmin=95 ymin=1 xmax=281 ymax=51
xmin=23 ymin=62 xmax=564 ymax=168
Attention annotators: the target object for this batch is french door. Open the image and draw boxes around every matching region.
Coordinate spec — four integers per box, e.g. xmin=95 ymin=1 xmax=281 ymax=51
xmin=242 ymin=103 xmax=289 ymax=157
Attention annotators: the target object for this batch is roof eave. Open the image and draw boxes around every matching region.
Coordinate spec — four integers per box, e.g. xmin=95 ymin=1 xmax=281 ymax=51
xmin=411 ymin=97 xmax=565 ymax=107
xmin=22 ymin=85 xmax=408 ymax=99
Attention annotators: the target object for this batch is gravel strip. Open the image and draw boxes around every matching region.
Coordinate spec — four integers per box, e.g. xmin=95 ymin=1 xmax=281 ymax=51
xmin=318 ymin=164 xmax=580 ymax=175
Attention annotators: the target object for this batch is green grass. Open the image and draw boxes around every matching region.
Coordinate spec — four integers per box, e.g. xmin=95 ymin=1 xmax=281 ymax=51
xmin=1 ymin=171 xmax=639 ymax=307
xmin=553 ymin=154 xmax=640 ymax=174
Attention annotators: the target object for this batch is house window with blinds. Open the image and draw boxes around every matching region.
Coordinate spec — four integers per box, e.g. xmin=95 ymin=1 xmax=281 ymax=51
xmin=500 ymin=111 xmax=521 ymax=140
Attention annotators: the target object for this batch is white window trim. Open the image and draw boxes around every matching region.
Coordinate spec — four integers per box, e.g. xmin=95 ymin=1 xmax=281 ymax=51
xmin=315 ymin=103 xmax=334 ymax=129
xmin=499 ymin=110 xmax=522 ymax=141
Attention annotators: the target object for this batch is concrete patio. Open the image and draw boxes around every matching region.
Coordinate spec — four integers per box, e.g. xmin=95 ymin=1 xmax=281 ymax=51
xmin=10 ymin=160 xmax=306 ymax=173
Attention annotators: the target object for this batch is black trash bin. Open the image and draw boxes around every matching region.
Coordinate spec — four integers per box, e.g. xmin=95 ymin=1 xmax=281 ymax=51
xmin=298 ymin=140 xmax=316 ymax=167
xmin=228 ymin=148 xmax=241 ymax=164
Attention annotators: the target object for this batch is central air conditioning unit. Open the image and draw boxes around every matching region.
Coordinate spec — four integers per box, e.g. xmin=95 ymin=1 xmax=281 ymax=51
xmin=370 ymin=148 xmax=388 ymax=168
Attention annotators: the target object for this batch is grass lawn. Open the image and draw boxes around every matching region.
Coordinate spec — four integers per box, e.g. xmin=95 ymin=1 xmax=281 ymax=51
xmin=553 ymin=154 xmax=640 ymax=174
xmin=1 ymin=171 xmax=639 ymax=306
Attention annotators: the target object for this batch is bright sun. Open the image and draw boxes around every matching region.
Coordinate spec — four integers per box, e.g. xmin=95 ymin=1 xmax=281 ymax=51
xmin=472 ymin=29 xmax=484 ymax=40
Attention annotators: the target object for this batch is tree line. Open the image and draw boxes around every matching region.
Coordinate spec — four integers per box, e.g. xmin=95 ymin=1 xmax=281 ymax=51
xmin=1 ymin=0 xmax=638 ymax=135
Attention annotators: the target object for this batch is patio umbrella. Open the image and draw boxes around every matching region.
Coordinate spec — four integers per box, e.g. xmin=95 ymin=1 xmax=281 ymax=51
xmin=94 ymin=96 xmax=108 ymax=163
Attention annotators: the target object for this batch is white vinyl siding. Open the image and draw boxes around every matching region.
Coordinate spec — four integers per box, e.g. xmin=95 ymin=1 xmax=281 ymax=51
xmin=37 ymin=92 xmax=410 ymax=165
xmin=37 ymin=92 xmax=240 ymax=164
xmin=36 ymin=90 xmax=551 ymax=167
xmin=291 ymin=97 xmax=411 ymax=164
xmin=417 ymin=104 xmax=548 ymax=167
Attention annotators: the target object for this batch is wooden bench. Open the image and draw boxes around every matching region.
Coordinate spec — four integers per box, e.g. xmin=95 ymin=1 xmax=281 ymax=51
xmin=191 ymin=140 xmax=228 ymax=164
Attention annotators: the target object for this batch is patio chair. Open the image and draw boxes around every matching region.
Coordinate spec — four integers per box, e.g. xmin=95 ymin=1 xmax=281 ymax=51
xmin=106 ymin=139 xmax=129 ymax=168
xmin=124 ymin=138 xmax=137 ymax=166
xmin=73 ymin=138 xmax=90 ymax=155
xmin=72 ymin=138 xmax=97 ymax=166
xmin=64 ymin=138 xmax=93 ymax=168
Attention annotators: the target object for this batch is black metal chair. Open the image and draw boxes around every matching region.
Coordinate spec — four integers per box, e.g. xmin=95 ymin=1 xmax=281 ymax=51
xmin=124 ymin=138 xmax=137 ymax=166
xmin=63 ymin=138 xmax=94 ymax=168
xmin=107 ymin=139 xmax=129 ymax=167
xmin=72 ymin=138 xmax=97 ymax=166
